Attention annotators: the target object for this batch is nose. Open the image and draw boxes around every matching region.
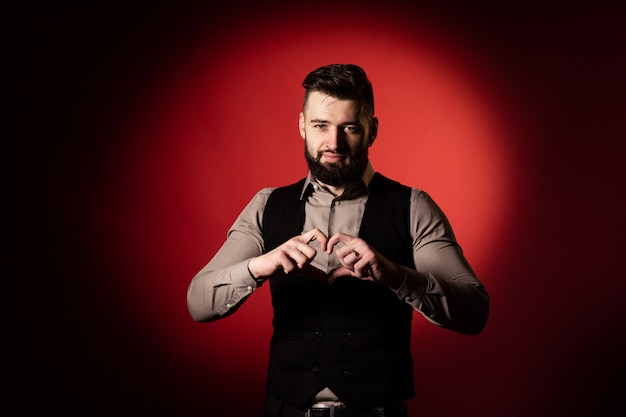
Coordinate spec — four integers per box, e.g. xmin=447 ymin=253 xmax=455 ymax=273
xmin=325 ymin=127 xmax=346 ymax=150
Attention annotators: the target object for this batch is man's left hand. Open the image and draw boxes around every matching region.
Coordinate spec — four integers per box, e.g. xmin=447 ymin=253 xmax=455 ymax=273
xmin=326 ymin=232 xmax=404 ymax=289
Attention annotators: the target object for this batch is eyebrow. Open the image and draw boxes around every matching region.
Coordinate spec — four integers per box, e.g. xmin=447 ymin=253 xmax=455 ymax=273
xmin=309 ymin=118 xmax=359 ymax=125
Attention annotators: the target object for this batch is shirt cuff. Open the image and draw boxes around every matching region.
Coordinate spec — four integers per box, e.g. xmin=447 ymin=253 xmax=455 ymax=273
xmin=393 ymin=268 xmax=428 ymax=306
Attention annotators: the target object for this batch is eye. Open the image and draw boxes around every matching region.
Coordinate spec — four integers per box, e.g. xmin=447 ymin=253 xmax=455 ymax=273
xmin=343 ymin=125 xmax=361 ymax=134
xmin=313 ymin=123 xmax=327 ymax=129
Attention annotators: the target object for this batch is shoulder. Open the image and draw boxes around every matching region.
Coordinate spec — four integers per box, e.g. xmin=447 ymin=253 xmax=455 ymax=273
xmin=246 ymin=178 xmax=306 ymax=212
xmin=248 ymin=187 xmax=277 ymax=206
xmin=256 ymin=187 xmax=277 ymax=198
xmin=369 ymin=173 xmax=412 ymax=197
xmin=264 ymin=178 xmax=307 ymax=200
xmin=409 ymin=188 xmax=441 ymax=211
xmin=375 ymin=173 xmax=444 ymax=217
xmin=373 ymin=174 xmax=452 ymax=234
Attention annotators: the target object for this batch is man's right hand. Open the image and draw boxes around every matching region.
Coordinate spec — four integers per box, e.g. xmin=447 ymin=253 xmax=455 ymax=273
xmin=247 ymin=228 xmax=329 ymax=279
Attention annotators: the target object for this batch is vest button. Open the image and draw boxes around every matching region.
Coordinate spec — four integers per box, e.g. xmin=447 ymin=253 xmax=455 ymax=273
xmin=346 ymin=331 xmax=354 ymax=339
xmin=312 ymin=366 xmax=321 ymax=373
xmin=342 ymin=370 xmax=353 ymax=377
xmin=315 ymin=330 xmax=323 ymax=337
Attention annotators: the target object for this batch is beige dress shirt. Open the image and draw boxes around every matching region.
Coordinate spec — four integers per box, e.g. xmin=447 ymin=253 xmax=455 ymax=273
xmin=187 ymin=164 xmax=489 ymax=333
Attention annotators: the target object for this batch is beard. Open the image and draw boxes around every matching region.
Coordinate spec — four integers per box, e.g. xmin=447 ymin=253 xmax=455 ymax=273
xmin=305 ymin=142 xmax=369 ymax=187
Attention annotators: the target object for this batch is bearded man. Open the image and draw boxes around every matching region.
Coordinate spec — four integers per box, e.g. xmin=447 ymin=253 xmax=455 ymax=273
xmin=187 ymin=63 xmax=490 ymax=417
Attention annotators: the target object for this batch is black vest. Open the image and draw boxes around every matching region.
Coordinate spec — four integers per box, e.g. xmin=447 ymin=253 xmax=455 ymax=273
xmin=262 ymin=173 xmax=416 ymax=410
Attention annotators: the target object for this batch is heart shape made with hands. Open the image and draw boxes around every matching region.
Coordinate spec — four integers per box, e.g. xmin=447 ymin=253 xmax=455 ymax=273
xmin=302 ymin=251 xmax=369 ymax=286
xmin=296 ymin=229 xmax=375 ymax=285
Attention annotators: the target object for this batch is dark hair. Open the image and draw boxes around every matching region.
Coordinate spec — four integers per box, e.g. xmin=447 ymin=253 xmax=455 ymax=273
xmin=302 ymin=64 xmax=374 ymax=118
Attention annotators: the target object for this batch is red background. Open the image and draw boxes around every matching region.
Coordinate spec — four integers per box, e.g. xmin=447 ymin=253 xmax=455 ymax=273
xmin=11 ymin=2 xmax=626 ymax=416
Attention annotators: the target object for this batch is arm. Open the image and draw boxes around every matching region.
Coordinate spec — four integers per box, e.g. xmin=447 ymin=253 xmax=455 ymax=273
xmin=326 ymin=189 xmax=489 ymax=335
xmin=399 ymin=189 xmax=490 ymax=335
xmin=187 ymin=188 xmax=331 ymax=322
xmin=186 ymin=188 xmax=272 ymax=322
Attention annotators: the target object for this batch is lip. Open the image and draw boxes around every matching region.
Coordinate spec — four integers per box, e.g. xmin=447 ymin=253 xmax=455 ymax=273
xmin=321 ymin=152 xmax=346 ymax=163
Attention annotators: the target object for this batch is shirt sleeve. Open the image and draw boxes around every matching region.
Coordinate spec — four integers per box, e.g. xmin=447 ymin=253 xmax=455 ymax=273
xmin=393 ymin=189 xmax=490 ymax=335
xmin=187 ymin=188 xmax=274 ymax=322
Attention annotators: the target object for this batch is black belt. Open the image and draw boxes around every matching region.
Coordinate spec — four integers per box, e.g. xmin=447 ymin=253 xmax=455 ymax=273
xmin=306 ymin=402 xmax=407 ymax=417
xmin=263 ymin=396 xmax=408 ymax=417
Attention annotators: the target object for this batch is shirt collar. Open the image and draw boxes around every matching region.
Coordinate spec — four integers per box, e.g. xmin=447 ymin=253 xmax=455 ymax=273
xmin=300 ymin=161 xmax=375 ymax=200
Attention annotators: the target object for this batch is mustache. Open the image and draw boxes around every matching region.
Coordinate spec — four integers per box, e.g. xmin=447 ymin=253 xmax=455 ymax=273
xmin=318 ymin=149 xmax=350 ymax=158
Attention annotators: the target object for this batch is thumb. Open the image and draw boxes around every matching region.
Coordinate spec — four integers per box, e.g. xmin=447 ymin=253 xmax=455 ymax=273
xmin=328 ymin=266 xmax=352 ymax=281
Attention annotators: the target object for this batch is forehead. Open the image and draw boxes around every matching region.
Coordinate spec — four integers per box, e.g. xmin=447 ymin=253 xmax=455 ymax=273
xmin=305 ymin=91 xmax=360 ymax=119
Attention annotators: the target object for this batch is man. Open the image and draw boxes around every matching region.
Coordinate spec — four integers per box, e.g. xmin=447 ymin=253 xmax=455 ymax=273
xmin=187 ymin=64 xmax=490 ymax=417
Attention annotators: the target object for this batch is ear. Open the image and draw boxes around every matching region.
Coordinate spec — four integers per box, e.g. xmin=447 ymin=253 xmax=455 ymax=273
xmin=369 ymin=117 xmax=379 ymax=146
xmin=299 ymin=112 xmax=306 ymax=139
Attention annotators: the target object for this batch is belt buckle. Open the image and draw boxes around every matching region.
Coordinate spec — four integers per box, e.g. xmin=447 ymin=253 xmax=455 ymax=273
xmin=305 ymin=403 xmax=336 ymax=417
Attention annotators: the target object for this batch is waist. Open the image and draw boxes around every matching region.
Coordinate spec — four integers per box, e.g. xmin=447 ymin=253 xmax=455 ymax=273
xmin=307 ymin=401 xmax=407 ymax=417
xmin=264 ymin=396 xmax=408 ymax=417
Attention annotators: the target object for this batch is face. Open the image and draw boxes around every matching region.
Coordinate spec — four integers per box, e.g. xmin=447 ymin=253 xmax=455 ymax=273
xmin=299 ymin=91 xmax=377 ymax=187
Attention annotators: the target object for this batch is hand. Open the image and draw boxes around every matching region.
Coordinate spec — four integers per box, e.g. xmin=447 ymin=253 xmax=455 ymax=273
xmin=248 ymin=228 xmax=329 ymax=278
xmin=326 ymin=232 xmax=404 ymax=289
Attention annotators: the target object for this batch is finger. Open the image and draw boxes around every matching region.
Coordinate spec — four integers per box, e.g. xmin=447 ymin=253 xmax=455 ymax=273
xmin=275 ymin=253 xmax=296 ymax=274
xmin=334 ymin=244 xmax=360 ymax=260
xmin=329 ymin=265 xmax=375 ymax=283
xmin=277 ymin=243 xmax=314 ymax=271
xmin=341 ymin=250 xmax=361 ymax=269
xmin=327 ymin=232 xmax=354 ymax=254
xmin=295 ymin=237 xmax=323 ymax=264
xmin=328 ymin=266 xmax=352 ymax=281
xmin=301 ymin=228 xmax=329 ymax=250
xmin=282 ymin=250 xmax=314 ymax=273
xmin=353 ymin=260 xmax=372 ymax=278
